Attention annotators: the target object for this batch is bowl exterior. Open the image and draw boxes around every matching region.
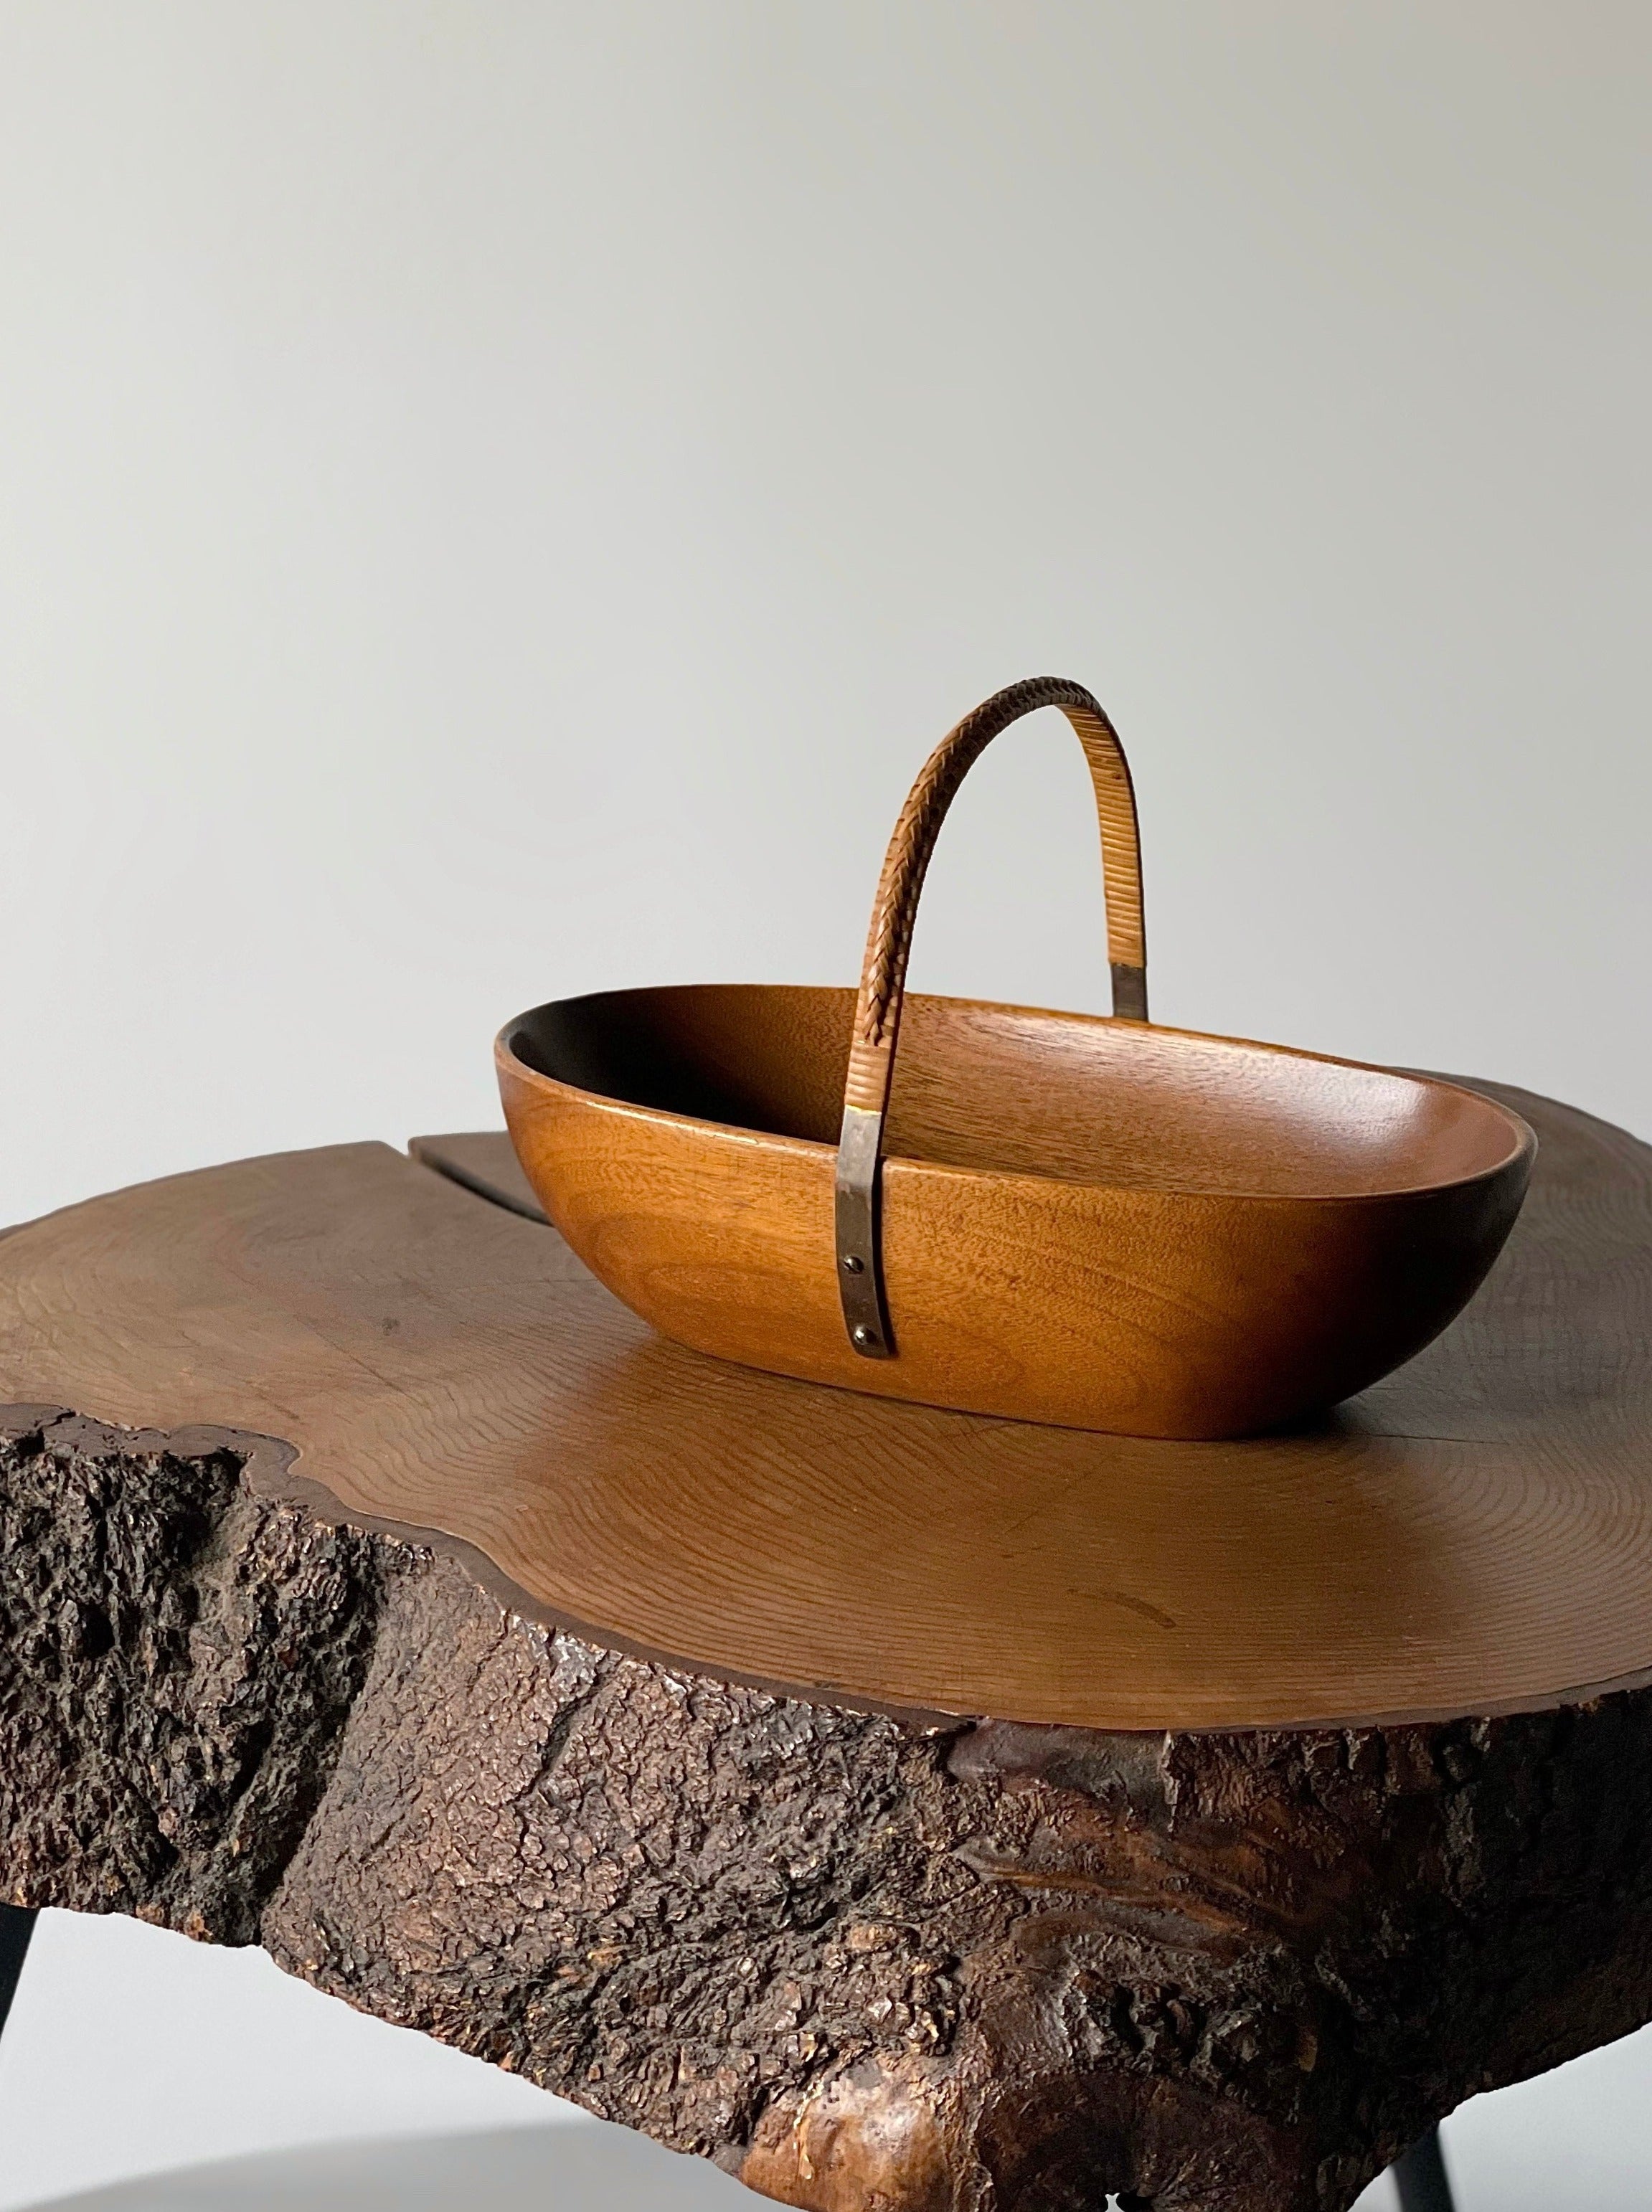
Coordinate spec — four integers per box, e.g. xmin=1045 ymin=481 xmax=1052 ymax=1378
xmin=498 ymin=1045 xmax=1532 ymax=1440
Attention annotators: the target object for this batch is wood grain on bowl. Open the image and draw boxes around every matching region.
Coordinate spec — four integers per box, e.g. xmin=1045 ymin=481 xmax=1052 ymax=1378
xmin=498 ymin=679 xmax=1532 ymax=1437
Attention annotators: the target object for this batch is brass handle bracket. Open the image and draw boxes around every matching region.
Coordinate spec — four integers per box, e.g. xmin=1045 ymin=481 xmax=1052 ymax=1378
xmin=834 ymin=1105 xmax=893 ymax=1357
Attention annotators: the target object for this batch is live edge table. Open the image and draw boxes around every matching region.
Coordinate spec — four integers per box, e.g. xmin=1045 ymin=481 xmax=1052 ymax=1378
xmin=4 ymin=1079 xmax=1652 ymax=2212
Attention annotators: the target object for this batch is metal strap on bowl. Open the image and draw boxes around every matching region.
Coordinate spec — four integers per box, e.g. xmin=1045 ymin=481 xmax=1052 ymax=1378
xmin=834 ymin=676 xmax=1148 ymax=1358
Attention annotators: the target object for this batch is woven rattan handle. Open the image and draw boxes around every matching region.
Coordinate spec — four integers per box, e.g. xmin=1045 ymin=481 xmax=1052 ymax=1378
xmin=835 ymin=676 xmax=1148 ymax=1358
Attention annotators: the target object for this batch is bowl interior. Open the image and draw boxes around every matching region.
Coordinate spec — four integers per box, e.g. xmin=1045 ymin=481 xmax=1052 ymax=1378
xmin=508 ymin=984 xmax=1527 ymax=1199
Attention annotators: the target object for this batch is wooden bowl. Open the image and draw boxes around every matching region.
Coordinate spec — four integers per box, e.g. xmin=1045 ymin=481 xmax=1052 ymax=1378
xmin=499 ymin=679 xmax=1534 ymax=1439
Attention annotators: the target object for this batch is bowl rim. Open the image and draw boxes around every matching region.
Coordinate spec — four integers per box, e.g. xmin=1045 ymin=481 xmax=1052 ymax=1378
xmin=496 ymin=981 xmax=1537 ymax=1208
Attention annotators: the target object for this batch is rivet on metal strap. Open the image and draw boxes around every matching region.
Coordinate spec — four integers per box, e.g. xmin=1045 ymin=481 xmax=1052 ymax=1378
xmin=834 ymin=1106 xmax=893 ymax=1358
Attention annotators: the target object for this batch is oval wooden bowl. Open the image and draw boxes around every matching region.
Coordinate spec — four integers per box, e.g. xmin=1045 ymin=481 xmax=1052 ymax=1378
xmin=498 ymin=680 xmax=1534 ymax=1439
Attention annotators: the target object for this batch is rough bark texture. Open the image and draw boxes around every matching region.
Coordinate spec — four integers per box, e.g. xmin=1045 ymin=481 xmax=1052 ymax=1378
xmin=4 ymin=1409 xmax=1652 ymax=2212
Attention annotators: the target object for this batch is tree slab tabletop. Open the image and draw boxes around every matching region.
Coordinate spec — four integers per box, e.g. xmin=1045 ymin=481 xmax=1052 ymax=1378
xmin=4 ymin=1082 xmax=1652 ymax=2212
xmin=4 ymin=1080 xmax=1652 ymax=1732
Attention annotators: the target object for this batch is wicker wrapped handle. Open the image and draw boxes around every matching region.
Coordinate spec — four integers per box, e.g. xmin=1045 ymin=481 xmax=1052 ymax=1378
xmin=835 ymin=676 xmax=1148 ymax=1358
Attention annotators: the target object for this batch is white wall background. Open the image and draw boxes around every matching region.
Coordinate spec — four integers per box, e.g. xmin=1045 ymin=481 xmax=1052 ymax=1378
xmin=1 ymin=3 xmax=1648 ymax=2206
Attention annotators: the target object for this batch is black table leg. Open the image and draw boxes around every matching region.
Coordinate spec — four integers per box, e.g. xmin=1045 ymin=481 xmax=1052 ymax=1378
xmin=0 ymin=1906 xmax=37 ymax=2042
xmin=1392 ymin=2122 xmax=1455 ymax=2212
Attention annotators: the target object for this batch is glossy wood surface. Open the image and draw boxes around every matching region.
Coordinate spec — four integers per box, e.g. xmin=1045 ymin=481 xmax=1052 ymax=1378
xmin=3 ymin=1079 xmax=1651 ymax=1731
xmin=502 ymin=679 xmax=1531 ymax=1433
xmin=500 ymin=986 xmax=1534 ymax=1437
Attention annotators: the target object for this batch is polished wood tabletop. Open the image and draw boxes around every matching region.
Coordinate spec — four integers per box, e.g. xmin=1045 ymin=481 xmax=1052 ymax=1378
xmin=2 ymin=1075 xmax=1648 ymax=1731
